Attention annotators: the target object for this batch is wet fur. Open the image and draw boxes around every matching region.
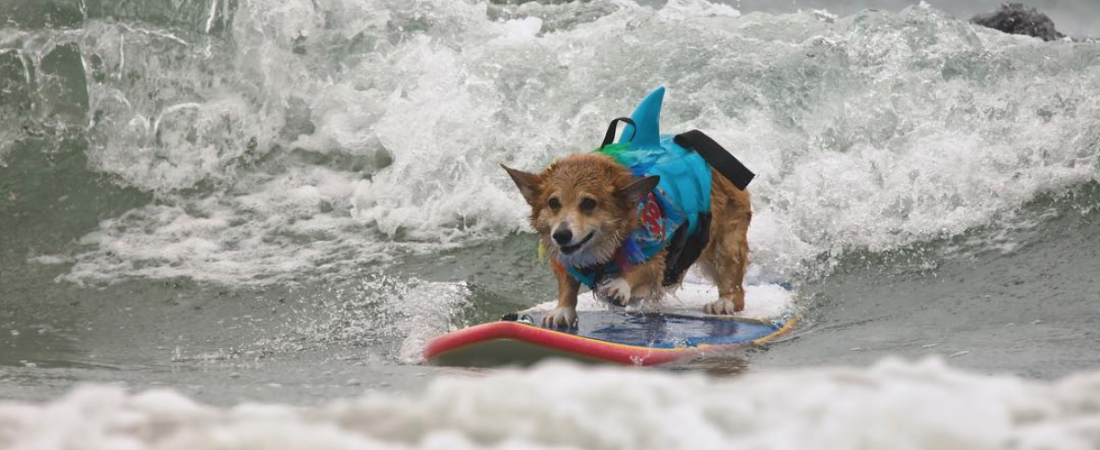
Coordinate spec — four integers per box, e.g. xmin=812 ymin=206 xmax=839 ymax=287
xmin=503 ymin=153 xmax=751 ymax=327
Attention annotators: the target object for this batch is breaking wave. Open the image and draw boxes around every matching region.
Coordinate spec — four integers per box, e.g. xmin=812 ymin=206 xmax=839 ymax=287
xmin=1 ymin=0 xmax=1095 ymax=285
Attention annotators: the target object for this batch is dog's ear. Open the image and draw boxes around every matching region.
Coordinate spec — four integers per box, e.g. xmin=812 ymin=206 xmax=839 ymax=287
xmin=619 ymin=175 xmax=660 ymax=205
xmin=501 ymin=164 xmax=542 ymax=205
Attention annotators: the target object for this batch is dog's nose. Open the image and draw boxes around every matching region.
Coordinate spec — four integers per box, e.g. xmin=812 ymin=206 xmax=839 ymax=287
xmin=552 ymin=229 xmax=573 ymax=245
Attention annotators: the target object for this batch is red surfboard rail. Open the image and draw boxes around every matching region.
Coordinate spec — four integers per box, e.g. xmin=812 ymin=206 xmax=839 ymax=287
xmin=424 ymin=321 xmax=699 ymax=366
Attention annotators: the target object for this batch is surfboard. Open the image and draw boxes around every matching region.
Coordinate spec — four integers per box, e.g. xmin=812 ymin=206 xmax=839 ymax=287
xmin=424 ymin=275 xmax=797 ymax=367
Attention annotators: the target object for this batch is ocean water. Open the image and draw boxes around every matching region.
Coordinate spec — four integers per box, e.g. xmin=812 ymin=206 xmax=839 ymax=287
xmin=1 ymin=0 xmax=1099 ymax=447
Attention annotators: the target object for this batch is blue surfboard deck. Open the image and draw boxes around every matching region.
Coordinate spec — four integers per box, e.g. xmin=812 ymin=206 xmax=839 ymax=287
xmin=531 ymin=310 xmax=783 ymax=348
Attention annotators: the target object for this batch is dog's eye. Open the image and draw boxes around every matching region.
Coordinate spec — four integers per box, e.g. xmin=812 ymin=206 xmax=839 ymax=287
xmin=548 ymin=197 xmax=561 ymax=210
xmin=580 ymin=198 xmax=597 ymax=212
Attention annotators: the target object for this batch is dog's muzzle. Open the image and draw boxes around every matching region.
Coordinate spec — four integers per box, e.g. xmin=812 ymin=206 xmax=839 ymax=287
xmin=558 ymin=231 xmax=595 ymax=255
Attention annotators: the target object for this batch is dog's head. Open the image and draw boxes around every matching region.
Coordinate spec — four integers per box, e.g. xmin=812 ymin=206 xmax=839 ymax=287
xmin=502 ymin=154 xmax=659 ymax=268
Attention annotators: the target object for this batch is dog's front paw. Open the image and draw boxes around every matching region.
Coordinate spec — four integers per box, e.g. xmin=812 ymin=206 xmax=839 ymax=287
xmin=542 ymin=306 xmax=578 ymax=329
xmin=704 ymin=298 xmax=744 ymax=315
xmin=596 ymin=278 xmax=632 ymax=306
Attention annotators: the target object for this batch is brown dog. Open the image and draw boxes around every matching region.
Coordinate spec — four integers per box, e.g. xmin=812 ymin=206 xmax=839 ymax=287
xmin=502 ymin=153 xmax=751 ymax=328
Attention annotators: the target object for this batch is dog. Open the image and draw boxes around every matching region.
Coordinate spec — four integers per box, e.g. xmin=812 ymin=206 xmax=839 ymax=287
xmin=501 ymin=88 xmax=752 ymax=328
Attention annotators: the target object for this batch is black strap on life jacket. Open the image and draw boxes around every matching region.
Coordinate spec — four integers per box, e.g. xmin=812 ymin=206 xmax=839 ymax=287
xmin=661 ymin=212 xmax=711 ymax=286
xmin=674 ymin=130 xmax=755 ymax=191
xmin=601 ymin=117 xmax=636 ymax=148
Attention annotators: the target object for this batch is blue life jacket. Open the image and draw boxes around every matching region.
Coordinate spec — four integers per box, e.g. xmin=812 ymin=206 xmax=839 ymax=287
xmin=562 ymin=87 xmax=705 ymax=289
xmin=566 ymin=139 xmax=712 ymax=289
xmin=559 ymin=87 xmax=755 ymax=290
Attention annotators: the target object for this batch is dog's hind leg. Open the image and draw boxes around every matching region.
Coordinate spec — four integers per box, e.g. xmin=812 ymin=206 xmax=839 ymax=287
xmin=700 ymin=174 xmax=752 ymax=315
xmin=703 ymin=215 xmax=750 ymax=314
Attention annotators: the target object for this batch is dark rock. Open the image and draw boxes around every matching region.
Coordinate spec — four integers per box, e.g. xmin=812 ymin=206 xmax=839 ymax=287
xmin=970 ymin=3 xmax=1065 ymax=42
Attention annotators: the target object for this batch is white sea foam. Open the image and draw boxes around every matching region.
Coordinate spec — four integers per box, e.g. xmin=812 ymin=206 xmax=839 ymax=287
xmin=2 ymin=359 xmax=1100 ymax=450
xmin=10 ymin=0 xmax=1098 ymax=285
xmin=273 ymin=275 xmax=472 ymax=363
xmin=523 ymin=274 xmax=796 ymax=321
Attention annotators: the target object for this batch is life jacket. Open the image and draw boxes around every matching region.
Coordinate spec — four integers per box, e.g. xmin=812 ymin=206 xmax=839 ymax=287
xmin=552 ymin=87 xmax=755 ymax=289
